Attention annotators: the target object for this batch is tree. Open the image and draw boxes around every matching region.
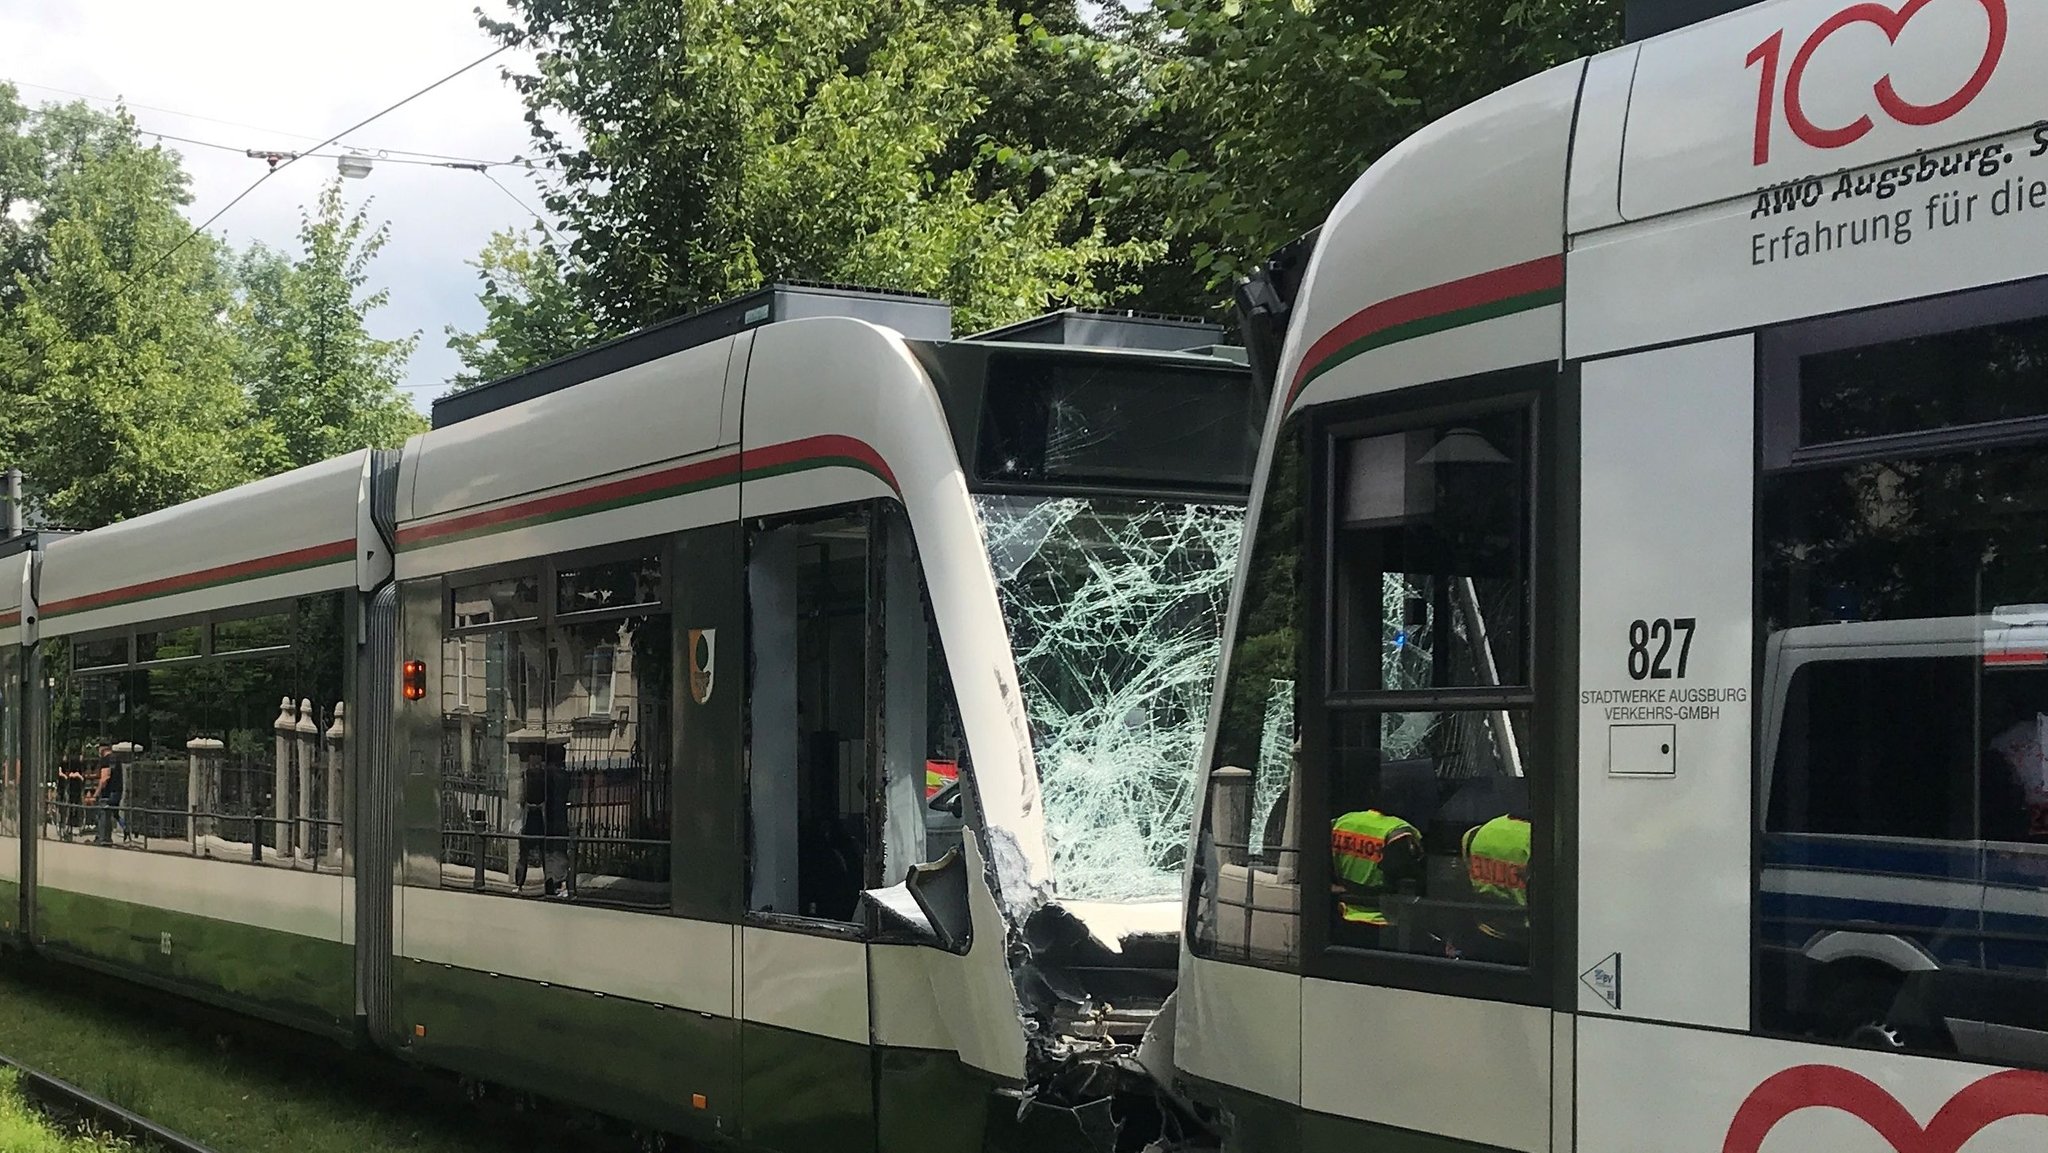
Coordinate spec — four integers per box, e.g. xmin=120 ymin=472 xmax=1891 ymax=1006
xmin=1109 ymin=0 xmax=1624 ymax=298
xmin=459 ymin=0 xmax=1628 ymax=372
xmin=0 ymin=102 xmax=262 ymax=528
xmin=445 ymin=228 xmax=600 ymax=390
xmin=233 ymin=180 xmax=424 ymax=471
xmin=468 ymin=0 xmax=1156 ymax=351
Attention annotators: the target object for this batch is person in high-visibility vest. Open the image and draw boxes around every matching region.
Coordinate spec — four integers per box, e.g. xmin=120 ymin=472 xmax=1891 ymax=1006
xmin=1330 ymin=809 xmax=1422 ymax=928
xmin=1463 ymin=814 xmax=1531 ymax=944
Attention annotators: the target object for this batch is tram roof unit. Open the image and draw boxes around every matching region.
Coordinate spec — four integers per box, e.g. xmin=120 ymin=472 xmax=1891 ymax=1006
xmin=968 ymin=308 xmax=1224 ymax=352
xmin=37 ymin=451 xmax=383 ymax=639
xmin=430 ymin=284 xmax=954 ymax=429
xmin=433 ymin=284 xmax=1247 ymax=432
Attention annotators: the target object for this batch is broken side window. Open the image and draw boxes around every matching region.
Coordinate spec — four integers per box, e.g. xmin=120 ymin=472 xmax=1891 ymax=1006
xmin=746 ymin=507 xmax=874 ymax=924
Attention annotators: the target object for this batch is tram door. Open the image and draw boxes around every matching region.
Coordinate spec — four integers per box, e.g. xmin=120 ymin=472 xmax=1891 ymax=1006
xmin=739 ymin=505 xmax=881 ymax=1153
xmin=1292 ymin=371 xmax=1562 ymax=1152
xmin=1573 ymin=338 xmax=1756 ymax=1139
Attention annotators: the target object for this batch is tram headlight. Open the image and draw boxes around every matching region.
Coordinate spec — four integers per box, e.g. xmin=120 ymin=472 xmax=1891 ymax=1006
xmin=402 ymin=659 xmax=427 ymax=701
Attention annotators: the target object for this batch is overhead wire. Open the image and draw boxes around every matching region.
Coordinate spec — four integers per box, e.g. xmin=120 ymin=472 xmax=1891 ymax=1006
xmin=123 ymin=40 xmax=517 ymax=290
xmin=5 ymin=78 xmax=322 ymax=142
xmin=5 ymin=75 xmax=551 ymax=170
xmin=139 ymin=125 xmax=545 ymax=174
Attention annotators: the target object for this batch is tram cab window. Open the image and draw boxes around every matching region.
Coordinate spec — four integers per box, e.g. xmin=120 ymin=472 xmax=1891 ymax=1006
xmin=1332 ymin=413 xmax=1528 ymax=694
xmin=1323 ymin=406 xmax=1536 ymax=967
xmin=1192 ymin=428 xmax=1306 ymax=967
xmin=1757 ymin=295 xmax=2048 ymax=1073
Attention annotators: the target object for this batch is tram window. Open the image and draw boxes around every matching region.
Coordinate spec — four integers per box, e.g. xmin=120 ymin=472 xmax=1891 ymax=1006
xmin=557 ymin=552 xmax=663 ymax=618
xmin=1800 ymin=311 xmax=2048 ymax=447
xmin=746 ymin=511 xmax=873 ymax=923
xmin=976 ymin=356 xmax=1257 ymax=491
xmin=0 ymin=647 xmax=16 ymax=838
xmin=135 ymin=622 xmax=203 ymax=664
xmin=44 ymin=595 xmax=348 ymax=867
xmin=75 ymin=634 xmax=127 ymax=671
xmin=436 ymin=625 xmax=549 ymax=893
xmin=213 ymin=609 xmax=292 ymax=654
xmin=1759 ymin=313 xmax=2048 ymax=1069
xmin=549 ymin=614 xmax=672 ymax=905
xmin=1192 ymin=427 xmax=1305 ymax=967
xmin=1332 ymin=412 xmax=1527 ymax=693
xmin=1319 ymin=400 xmax=1538 ymax=970
xmin=427 ymin=546 xmax=673 ymax=909
xmin=1326 ymin=710 xmax=1533 ymax=964
xmin=876 ymin=503 xmax=968 ymax=884
xmin=451 ymin=573 xmax=541 ymax=630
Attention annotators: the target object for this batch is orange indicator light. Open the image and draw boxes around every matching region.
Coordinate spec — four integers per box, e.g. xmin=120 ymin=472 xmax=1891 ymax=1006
xmin=403 ymin=659 xmax=427 ymax=701
xmin=691 ymin=1094 xmax=707 ymax=1110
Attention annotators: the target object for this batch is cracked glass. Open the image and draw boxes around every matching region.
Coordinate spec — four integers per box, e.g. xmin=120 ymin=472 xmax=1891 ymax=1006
xmin=976 ymin=494 xmax=1244 ymax=901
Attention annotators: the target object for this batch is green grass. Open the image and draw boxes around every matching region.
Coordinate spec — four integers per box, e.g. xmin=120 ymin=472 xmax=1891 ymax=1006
xmin=0 ymin=965 xmax=549 ymax=1153
xmin=0 ymin=1069 xmax=129 ymax=1152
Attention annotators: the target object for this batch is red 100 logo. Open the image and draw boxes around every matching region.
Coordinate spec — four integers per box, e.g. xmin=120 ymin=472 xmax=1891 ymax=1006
xmin=1747 ymin=0 xmax=2008 ymax=166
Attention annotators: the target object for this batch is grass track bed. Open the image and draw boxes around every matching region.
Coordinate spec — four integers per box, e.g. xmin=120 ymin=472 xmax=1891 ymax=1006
xmin=0 ymin=1068 xmax=130 ymax=1152
xmin=0 ymin=963 xmax=563 ymax=1153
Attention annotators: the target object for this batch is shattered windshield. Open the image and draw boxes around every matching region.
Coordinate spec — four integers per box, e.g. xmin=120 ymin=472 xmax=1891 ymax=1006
xmin=976 ymin=494 xmax=1244 ymax=902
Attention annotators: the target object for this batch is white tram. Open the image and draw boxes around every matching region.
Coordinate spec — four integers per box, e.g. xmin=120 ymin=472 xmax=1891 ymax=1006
xmin=1177 ymin=0 xmax=2048 ymax=1149
xmin=0 ymin=285 xmax=1255 ymax=1151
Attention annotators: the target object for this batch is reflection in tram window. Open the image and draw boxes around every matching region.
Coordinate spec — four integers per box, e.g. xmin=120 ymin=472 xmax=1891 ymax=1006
xmin=452 ymin=573 xmax=541 ymax=629
xmin=212 ymin=609 xmax=292 ymax=654
xmin=1328 ymin=711 xmax=1531 ymax=964
xmin=1799 ymin=310 xmax=2048 ymax=446
xmin=1760 ymin=311 xmax=2048 ymax=1070
xmin=1323 ymin=408 xmax=1535 ymax=967
xmin=1193 ymin=428 xmax=1305 ymax=967
xmin=1332 ymin=412 xmax=1528 ymax=694
xmin=44 ymin=595 xmax=348 ymax=869
xmin=434 ymin=548 xmax=672 ymax=909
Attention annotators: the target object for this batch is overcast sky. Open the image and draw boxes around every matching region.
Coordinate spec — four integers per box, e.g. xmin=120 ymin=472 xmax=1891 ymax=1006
xmin=0 ymin=0 xmax=555 ymax=412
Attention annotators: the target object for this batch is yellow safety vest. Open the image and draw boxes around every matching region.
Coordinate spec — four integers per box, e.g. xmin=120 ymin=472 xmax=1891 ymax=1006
xmin=1331 ymin=810 xmax=1418 ymax=926
xmin=1462 ymin=815 xmax=1531 ymax=907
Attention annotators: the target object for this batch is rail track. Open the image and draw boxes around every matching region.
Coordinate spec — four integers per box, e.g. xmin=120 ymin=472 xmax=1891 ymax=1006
xmin=0 ymin=1050 xmax=219 ymax=1153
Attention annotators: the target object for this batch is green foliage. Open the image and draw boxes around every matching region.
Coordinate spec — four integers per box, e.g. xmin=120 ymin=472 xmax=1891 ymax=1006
xmin=0 ymin=101 xmax=261 ymax=529
xmin=0 ymin=1068 xmax=131 ymax=1153
xmin=460 ymin=0 xmax=1156 ymax=365
xmin=234 ymin=181 xmax=425 ymax=471
xmin=1112 ymin=0 xmax=1625 ymax=294
xmin=459 ymin=0 xmax=1623 ymax=370
xmin=445 ymin=229 xmax=600 ymax=391
xmin=0 ymin=96 xmax=431 ymax=528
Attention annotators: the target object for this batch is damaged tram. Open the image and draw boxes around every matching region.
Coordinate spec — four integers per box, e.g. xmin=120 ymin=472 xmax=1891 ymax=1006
xmin=0 ymin=287 xmax=1254 ymax=1150
xmin=1176 ymin=0 xmax=2048 ymax=1150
